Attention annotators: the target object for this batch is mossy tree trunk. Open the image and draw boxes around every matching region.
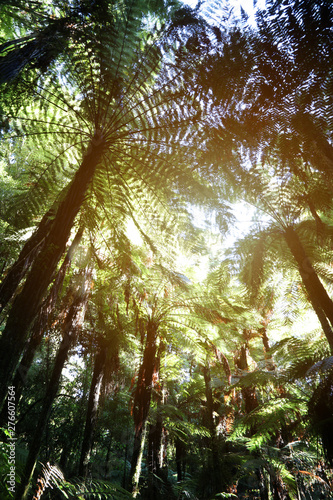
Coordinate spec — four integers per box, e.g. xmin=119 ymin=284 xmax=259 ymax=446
xmin=235 ymin=331 xmax=259 ymax=415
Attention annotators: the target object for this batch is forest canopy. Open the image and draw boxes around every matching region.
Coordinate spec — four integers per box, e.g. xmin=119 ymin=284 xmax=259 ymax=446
xmin=1 ymin=0 xmax=333 ymax=499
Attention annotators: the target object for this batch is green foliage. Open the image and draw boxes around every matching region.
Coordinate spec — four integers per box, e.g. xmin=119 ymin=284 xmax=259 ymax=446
xmin=59 ymin=477 xmax=132 ymax=499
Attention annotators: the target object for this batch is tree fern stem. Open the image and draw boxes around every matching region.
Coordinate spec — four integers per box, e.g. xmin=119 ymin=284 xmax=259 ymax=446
xmin=131 ymin=420 xmax=148 ymax=498
xmin=284 ymin=226 xmax=333 ymax=351
xmin=0 ymin=205 xmax=55 ymax=313
xmin=79 ymin=347 xmax=106 ymax=477
xmin=203 ymin=362 xmax=223 ymax=495
xmin=0 ymin=16 xmax=73 ymax=84
xmin=130 ymin=320 xmax=158 ymax=493
xmin=0 ymin=136 xmax=105 ymax=411
xmin=0 ymin=226 xmax=85 ymax=426
xmin=15 ymin=270 xmax=90 ymax=500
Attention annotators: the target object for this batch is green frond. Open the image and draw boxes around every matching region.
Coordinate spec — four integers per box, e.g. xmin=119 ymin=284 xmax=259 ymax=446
xmin=59 ymin=477 xmax=132 ymax=499
xmin=271 ymin=336 xmax=330 ymax=380
xmin=166 ymin=416 xmax=210 ymax=441
xmin=230 ymin=397 xmax=307 ymax=452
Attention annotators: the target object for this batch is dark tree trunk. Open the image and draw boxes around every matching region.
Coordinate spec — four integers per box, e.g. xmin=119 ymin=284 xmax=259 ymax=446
xmin=256 ymin=468 xmax=269 ymax=500
xmin=202 ymin=363 xmax=223 ymax=495
xmin=284 ymin=226 xmax=333 ymax=351
xmin=259 ymin=327 xmax=275 ymax=371
xmin=79 ymin=347 xmax=106 ymax=477
xmin=147 ymin=416 xmax=163 ymax=499
xmin=130 ymin=319 xmax=158 ymax=495
xmin=15 ymin=271 xmax=90 ymax=500
xmin=147 ymin=374 xmax=170 ymax=500
xmin=269 ymin=467 xmax=291 ymax=500
xmin=14 ymin=227 xmax=84 ymax=400
xmin=0 ymin=136 xmax=105 ymax=411
xmin=0 ymin=205 xmax=55 ymax=313
xmin=0 ymin=17 xmax=73 ymax=84
xmin=104 ymin=434 xmax=113 ymax=479
xmin=215 ymin=347 xmax=232 ymax=385
xmin=203 ymin=364 xmax=215 ymax=435
xmin=235 ymin=332 xmax=258 ymax=415
xmin=0 ymin=227 xmax=84 ymax=429
xmin=148 ymin=418 xmax=163 ymax=477
xmin=60 ymin=358 xmax=92 ymax=476
xmin=175 ymin=437 xmax=186 ymax=482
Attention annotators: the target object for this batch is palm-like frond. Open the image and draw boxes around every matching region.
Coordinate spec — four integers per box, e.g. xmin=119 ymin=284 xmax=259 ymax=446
xmin=2 ymin=0 xmax=213 ymax=237
xmin=59 ymin=477 xmax=132 ymax=499
xmin=31 ymin=462 xmax=65 ymax=499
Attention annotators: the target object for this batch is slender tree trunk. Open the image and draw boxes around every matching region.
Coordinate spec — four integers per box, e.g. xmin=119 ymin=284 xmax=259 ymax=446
xmin=0 ymin=228 xmax=84 ymax=429
xmin=15 ymin=271 xmax=90 ymax=500
xmin=104 ymin=434 xmax=113 ymax=479
xmin=131 ymin=421 xmax=148 ymax=498
xmin=203 ymin=362 xmax=223 ymax=495
xmin=256 ymin=468 xmax=269 ymax=500
xmin=259 ymin=327 xmax=275 ymax=371
xmin=203 ymin=363 xmax=215 ymax=436
xmin=284 ymin=226 xmax=333 ymax=351
xmin=269 ymin=466 xmax=291 ymax=500
xmin=79 ymin=347 xmax=106 ymax=477
xmin=147 ymin=417 xmax=163 ymax=499
xmin=147 ymin=376 xmax=171 ymax=500
xmin=0 ymin=136 xmax=105 ymax=411
xmin=175 ymin=437 xmax=186 ymax=482
xmin=122 ymin=426 xmax=130 ymax=489
xmin=215 ymin=347 xmax=232 ymax=385
xmin=60 ymin=356 xmax=92 ymax=475
xmin=130 ymin=319 xmax=158 ymax=494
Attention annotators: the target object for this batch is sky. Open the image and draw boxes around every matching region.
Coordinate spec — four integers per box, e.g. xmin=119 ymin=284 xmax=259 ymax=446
xmin=231 ymin=0 xmax=266 ymax=20
xmin=185 ymin=0 xmax=266 ymax=26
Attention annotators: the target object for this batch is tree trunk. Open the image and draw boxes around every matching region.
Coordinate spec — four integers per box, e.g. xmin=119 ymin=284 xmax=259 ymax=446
xmin=147 ymin=376 xmax=170 ymax=500
xmin=15 ymin=270 xmax=90 ymax=500
xmin=79 ymin=347 xmax=106 ymax=477
xmin=0 ymin=17 xmax=72 ymax=84
xmin=60 ymin=357 xmax=92 ymax=476
xmin=130 ymin=319 xmax=158 ymax=494
xmin=175 ymin=437 xmax=186 ymax=482
xmin=0 ymin=205 xmax=55 ymax=313
xmin=131 ymin=421 xmax=148 ymax=498
xmin=9 ymin=227 xmax=84 ymax=410
xmin=0 ymin=136 xmax=105 ymax=411
xmin=203 ymin=363 xmax=223 ymax=495
xmin=147 ymin=417 xmax=163 ymax=499
xmin=284 ymin=226 xmax=333 ymax=351
xmin=235 ymin=330 xmax=258 ymax=418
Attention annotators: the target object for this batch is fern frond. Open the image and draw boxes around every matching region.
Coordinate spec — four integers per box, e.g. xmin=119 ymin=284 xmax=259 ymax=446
xmin=59 ymin=477 xmax=132 ymax=499
xmin=32 ymin=462 xmax=65 ymax=499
